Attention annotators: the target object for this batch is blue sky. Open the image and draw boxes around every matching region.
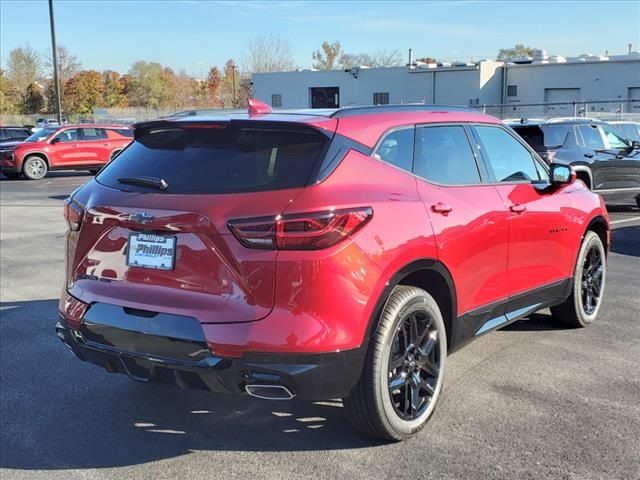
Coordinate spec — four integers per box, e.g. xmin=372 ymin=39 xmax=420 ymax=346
xmin=1 ymin=0 xmax=639 ymax=76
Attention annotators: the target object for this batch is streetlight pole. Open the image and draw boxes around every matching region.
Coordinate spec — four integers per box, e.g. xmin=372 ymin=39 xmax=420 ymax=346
xmin=48 ymin=0 xmax=63 ymax=124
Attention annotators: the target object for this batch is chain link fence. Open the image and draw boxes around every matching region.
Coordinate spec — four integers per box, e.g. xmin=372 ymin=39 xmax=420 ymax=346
xmin=475 ymin=99 xmax=640 ymax=122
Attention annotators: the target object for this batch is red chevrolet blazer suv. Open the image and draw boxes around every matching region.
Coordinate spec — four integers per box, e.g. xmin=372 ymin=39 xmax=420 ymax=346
xmin=0 ymin=124 xmax=132 ymax=180
xmin=56 ymin=101 xmax=609 ymax=440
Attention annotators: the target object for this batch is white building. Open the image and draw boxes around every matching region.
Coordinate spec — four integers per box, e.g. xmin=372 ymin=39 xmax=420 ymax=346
xmin=252 ymin=51 xmax=640 ymax=110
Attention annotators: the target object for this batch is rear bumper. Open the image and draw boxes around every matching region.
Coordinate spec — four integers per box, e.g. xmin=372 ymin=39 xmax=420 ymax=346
xmin=55 ymin=312 xmax=367 ymax=400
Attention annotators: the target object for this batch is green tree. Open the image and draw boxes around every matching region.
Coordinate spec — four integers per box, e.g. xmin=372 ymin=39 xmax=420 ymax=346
xmin=0 ymin=70 xmax=21 ymax=114
xmin=63 ymin=70 xmax=104 ymax=114
xmin=312 ymin=41 xmax=343 ymax=70
xmin=220 ymin=59 xmax=241 ymax=108
xmin=23 ymin=82 xmax=45 ymax=114
xmin=127 ymin=61 xmax=179 ymax=109
xmin=102 ymin=70 xmax=128 ymax=108
xmin=497 ymin=44 xmax=537 ymax=61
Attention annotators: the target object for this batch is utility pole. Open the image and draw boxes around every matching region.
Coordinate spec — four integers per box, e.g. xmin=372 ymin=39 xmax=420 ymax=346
xmin=48 ymin=0 xmax=63 ymax=124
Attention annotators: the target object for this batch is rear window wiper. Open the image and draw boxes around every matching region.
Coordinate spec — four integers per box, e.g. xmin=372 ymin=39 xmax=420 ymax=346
xmin=117 ymin=176 xmax=169 ymax=191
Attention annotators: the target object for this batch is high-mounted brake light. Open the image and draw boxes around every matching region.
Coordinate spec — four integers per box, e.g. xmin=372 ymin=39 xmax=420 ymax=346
xmin=63 ymin=198 xmax=84 ymax=231
xmin=228 ymin=207 xmax=373 ymax=251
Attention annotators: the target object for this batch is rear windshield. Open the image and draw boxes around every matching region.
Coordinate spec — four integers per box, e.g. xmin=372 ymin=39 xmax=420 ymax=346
xmin=96 ymin=122 xmax=330 ymax=194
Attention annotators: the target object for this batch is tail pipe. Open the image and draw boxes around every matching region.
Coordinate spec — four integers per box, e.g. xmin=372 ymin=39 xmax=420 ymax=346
xmin=245 ymin=384 xmax=295 ymax=400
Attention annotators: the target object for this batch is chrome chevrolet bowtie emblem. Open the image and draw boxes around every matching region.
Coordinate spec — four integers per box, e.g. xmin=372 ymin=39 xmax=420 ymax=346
xmin=128 ymin=212 xmax=154 ymax=224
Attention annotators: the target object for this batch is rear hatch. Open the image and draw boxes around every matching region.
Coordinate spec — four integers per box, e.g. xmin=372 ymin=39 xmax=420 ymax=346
xmin=68 ymin=119 xmax=336 ymax=323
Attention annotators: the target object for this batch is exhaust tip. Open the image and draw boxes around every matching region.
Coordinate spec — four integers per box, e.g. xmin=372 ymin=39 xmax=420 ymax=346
xmin=245 ymin=384 xmax=295 ymax=400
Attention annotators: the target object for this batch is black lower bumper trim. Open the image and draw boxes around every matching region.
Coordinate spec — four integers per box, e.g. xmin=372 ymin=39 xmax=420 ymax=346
xmin=55 ymin=318 xmax=367 ymax=400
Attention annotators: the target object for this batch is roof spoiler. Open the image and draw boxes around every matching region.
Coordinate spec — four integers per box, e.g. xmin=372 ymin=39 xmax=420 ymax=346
xmin=248 ymin=98 xmax=272 ymax=116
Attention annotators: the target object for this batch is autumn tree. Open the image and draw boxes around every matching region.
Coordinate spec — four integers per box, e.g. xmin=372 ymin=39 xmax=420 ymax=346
xmin=174 ymin=70 xmax=198 ymax=109
xmin=244 ymin=35 xmax=295 ymax=73
xmin=23 ymin=82 xmax=45 ymax=114
xmin=102 ymin=70 xmax=127 ymax=107
xmin=497 ymin=44 xmax=537 ymax=61
xmin=206 ymin=67 xmax=222 ymax=107
xmin=312 ymin=41 xmax=343 ymax=70
xmin=63 ymin=70 xmax=104 ymax=114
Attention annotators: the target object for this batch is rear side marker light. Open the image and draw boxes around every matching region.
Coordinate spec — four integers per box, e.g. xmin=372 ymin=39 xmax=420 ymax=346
xmin=63 ymin=198 xmax=84 ymax=231
xmin=228 ymin=207 xmax=373 ymax=250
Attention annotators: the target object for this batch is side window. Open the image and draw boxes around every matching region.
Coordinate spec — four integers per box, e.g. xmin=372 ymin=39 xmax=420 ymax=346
xmin=54 ymin=129 xmax=80 ymax=143
xmin=81 ymin=128 xmax=106 ymax=141
xmin=577 ymin=125 xmax=605 ymax=149
xmin=542 ymin=125 xmax=573 ymax=147
xmin=110 ymin=128 xmax=133 ymax=138
xmin=0 ymin=129 xmax=7 ymax=140
xmin=474 ymin=126 xmax=540 ymax=183
xmin=414 ymin=125 xmax=481 ymax=185
xmin=600 ymin=125 xmax=629 ymax=150
xmin=373 ymin=127 xmax=414 ymax=173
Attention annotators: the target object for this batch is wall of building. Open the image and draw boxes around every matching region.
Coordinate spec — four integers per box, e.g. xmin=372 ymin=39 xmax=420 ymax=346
xmin=252 ymin=58 xmax=640 ymax=109
xmin=504 ymin=60 xmax=640 ymax=104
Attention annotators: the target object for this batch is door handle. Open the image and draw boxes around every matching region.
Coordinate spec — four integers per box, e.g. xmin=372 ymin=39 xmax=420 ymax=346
xmin=431 ymin=202 xmax=453 ymax=214
xmin=510 ymin=204 xmax=527 ymax=214
xmin=103 ymin=143 xmax=110 ymax=146
xmin=584 ymin=153 xmax=594 ymax=158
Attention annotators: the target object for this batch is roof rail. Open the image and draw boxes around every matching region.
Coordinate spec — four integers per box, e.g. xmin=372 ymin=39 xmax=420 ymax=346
xmin=329 ymin=104 xmax=477 ymax=119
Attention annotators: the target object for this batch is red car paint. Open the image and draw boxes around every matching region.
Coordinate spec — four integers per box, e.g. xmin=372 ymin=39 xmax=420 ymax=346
xmin=1 ymin=124 xmax=131 ymax=174
xmin=60 ymin=107 xmax=608 ymax=363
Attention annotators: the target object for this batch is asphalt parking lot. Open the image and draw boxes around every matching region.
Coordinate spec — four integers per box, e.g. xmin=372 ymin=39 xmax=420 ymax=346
xmin=1 ymin=173 xmax=639 ymax=480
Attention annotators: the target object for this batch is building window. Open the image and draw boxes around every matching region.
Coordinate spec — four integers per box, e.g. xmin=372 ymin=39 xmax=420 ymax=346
xmin=507 ymin=85 xmax=518 ymax=97
xmin=373 ymin=92 xmax=390 ymax=105
xmin=310 ymin=87 xmax=339 ymax=108
xmin=271 ymin=94 xmax=282 ymax=108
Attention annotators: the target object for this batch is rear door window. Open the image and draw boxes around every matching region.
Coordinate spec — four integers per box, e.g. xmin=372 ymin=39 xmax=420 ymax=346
xmin=373 ymin=127 xmax=414 ymax=173
xmin=474 ymin=126 xmax=541 ymax=183
xmin=414 ymin=125 xmax=481 ymax=185
xmin=54 ymin=129 xmax=80 ymax=142
xmin=81 ymin=128 xmax=106 ymax=141
xmin=97 ymin=122 xmax=330 ymax=194
xmin=577 ymin=125 xmax=605 ymax=149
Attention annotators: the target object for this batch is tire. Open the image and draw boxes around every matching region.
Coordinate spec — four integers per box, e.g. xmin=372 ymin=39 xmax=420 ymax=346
xmin=343 ymin=285 xmax=447 ymax=441
xmin=551 ymin=231 xmax=606 ymax=328
xmin=2 ymin=172 xmax=21 ymax=180
xmin=22 ymin=156 xmax=48 ymax=180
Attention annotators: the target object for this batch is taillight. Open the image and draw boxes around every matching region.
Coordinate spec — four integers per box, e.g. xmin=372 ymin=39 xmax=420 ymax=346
xmin=228 ymin=207 xmax=373 ymax=250
xmin=63 ymin=198 xmax=84 ymax=231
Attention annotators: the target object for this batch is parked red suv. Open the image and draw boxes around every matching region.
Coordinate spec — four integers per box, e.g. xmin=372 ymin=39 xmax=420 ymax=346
xmin=56 ymin=102 xmax=609 ymax=441
xmin=0 ymin=124 xmax=132 ymax=180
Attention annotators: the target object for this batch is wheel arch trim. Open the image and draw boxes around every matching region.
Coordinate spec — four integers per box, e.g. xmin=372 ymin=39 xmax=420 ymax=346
xmin=364 ymin=258 xmax=458 ymax=352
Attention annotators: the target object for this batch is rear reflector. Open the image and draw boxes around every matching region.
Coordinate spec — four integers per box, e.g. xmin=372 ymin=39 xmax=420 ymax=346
xmin=228 ymin=207 xmax=373 ymax=250
xmin=63 ymin=198 xmax=84 ymax=231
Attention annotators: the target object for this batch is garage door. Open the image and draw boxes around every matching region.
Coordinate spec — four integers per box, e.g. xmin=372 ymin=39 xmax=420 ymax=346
xmin=544 ymin=88 xmax=581 ymax=103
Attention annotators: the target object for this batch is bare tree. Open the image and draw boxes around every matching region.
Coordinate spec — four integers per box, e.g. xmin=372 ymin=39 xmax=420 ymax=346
xmin=6 ymin=44 xmax=42 ymax=95
xmin=244 ymin=35 xmax=295 ymax=73
xmin=312 ymin=41 xmax=344 ymax=70
xmin=370 ymin=49 xmax=403 ymax=67
xmin=45 ymin=45 xmax=82 ymax=83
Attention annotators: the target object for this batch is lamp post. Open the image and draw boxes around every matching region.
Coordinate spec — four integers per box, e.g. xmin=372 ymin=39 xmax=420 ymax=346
xmin=48 ymin=0 xmax=63 ymax=124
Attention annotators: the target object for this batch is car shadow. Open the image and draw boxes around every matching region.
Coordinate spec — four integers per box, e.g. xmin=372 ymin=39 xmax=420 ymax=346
xmin=0 ymin=299 xmax=384 ymax=472
xmin=500 ymin=312 xmax=574 ymax=332
xmin=1 ymin=171 xmax=92 ymax=181
xmin=610 ymin=225 xmax=640 ymax=257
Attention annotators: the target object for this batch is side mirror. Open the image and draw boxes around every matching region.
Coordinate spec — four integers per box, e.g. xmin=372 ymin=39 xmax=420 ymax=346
xmin=550 ymin=163 xmax=575 ymax=186
xmin=631 ymin=140 xmax=640 ymax=150
xmin=50 ymin=137 xmax=61 ymax=144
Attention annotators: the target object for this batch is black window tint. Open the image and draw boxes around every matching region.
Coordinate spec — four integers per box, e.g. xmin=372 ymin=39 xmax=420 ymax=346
xmin=512 ymin=125 xmax=544 ymax=151
xmin=12 ymin=129 xmax=31 ymax=138
xmin=475 ymin=126 xmax=540 ymax=183
xmin=577 ymin=125 xmax=604 ymax=149
xmin=0 ymin=129 xmax=6 ymax=140
xmin=542 ymin=125 xmax=573 ymax=147
xmin=414 ymin=125 xmax=481 ymax=185
xmin=82 ymin=128 xmax=105 ymax=140
xmin=97 ymin=123 xmax=330 ymax=194
xmin=374 ymin=128 xmax=414 ymax=173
